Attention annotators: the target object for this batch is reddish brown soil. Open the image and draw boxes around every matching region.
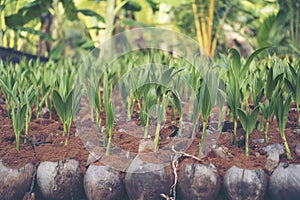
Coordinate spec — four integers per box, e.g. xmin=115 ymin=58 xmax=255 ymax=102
xmin=0 ymin=105 xmax=89 ymax=174
xmin=1 ymin=99 xmax=300 ymax=196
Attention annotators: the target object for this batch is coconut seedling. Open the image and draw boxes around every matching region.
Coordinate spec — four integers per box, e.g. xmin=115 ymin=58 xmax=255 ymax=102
xmin=103 ymin=71 xmax=115 ymax=155
xmin=23 ymin=86 xmax=35 ymax=143
xmin=226 ymin=47 xmax=267 ymax=145
xmin=259 ymin=66 xmax=283 ymax=143
xmin=197 ymin=82 xmax=212 ymax=155
xmin=152 ymin=66 xmax=185 ymax=152
xmin=0 ymin=79 xmax=26 ymax=151
xmin=52 ymin=89 xmax=74 ymax=146
xmin=259 ymin=99 xmax=275 ymax=143
xmin=52 ymin=66 xmax=80 ymax=146
xmin=153 ymin=91 xmax=167 ymax=152
xmin=275 ymin=93 xmax=292 ymax=159
xmin=0 ymin=65 xmax=18 ymax=119
xmin=95 ymin=81 xmax=102 ymax=128
xmin=238 ymin=106 xmax=260 ymax=156
xmin=285 ymin=62 xmax=300 ymax=123
xmin=139 ymin=84 xmax=157 ymax=139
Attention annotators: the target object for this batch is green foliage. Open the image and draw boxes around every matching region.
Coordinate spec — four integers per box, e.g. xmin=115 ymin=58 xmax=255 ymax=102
xmin=285 ymin=62 xmax=300 ymax=122
xmin=198 ymin=82 xmax=212 ymax=155
xmin=238 ymin=106 xmax=259 ymax=156
xmin=52 ymin=89 xmax=74 ymax=145
xmin=226 ymin=47 xmax=267 ymax=145
xmin=103 ymin=71 xmax=115 ymax=155
xmin=275 ymin=93 xmax=292 ymax=159
xmin=259 ymin=99 xmax=275 ymax=143
xmin=0 ymin=77 xmax=27 ymax=151
xmin=5 ymin=0 xmax=53 ymax=28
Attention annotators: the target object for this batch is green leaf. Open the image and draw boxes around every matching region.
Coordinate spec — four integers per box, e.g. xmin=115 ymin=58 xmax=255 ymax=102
xmin=248 ymin=107 xmax=259 ymax=133
xmin=18 ymin=104 xmax=27 ymax=132
xmin=50 ymin=43 xmax=65 ymax=60
xmin=61 ymin=0 xmax=78 ymax=21
xmin=72 ymin=87 xmax=82 ymax=117
xmin=145 ymin=86 xmax=157 ymax=111
xmin=5 ymin=0 xmax=53 ymax=27
xmin=228 ymin=48 xmax=241 ymax=77
xmin=238 ymin=109 xmax=247 ymax=131
xmin=16 ymin=27 xmax=54 ymax=42
xmin=200 ymin=83 xmax=212 ymax=120
xmin=171 ymin=90 xmax=182 ymax=117
xmin=124 ymin=0 xmax=142 ymax=11
xmin=77 ymin=9 xmax=105 ymax=23
xmin=285 ymin=78 xmax=295 ymax=93
xmin=161 ymin=68 xmax=173 ymax=86
xmin=52 ymin=90 xmax=66 ymax=122
xmin=243 ymin=47 xmax=268 ymax=70
xmin=65 ymin=90 xmax=74 ymax=121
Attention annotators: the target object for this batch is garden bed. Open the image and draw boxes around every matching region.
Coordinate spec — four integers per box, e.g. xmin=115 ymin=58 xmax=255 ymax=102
xmin=1 ymin=100 xmax=300 ymax=200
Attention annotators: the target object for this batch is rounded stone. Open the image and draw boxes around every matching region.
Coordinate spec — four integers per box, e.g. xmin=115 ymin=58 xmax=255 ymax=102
xmin=0 ymin=161 xmax=35 ymax=200
xmin=295 ymin=144 xmax=300 ymax=158
xmin=124 ymin=155 xmax=173 ymax=200
xmin=37 ymin=159 xmax=84 ymax=200
xmin=224 ymin=166 xmax=267 ymax=200
xmin=84 ymin=165 xmax=128 ymax=200
xmin=178 ymin=163 xmax=221 ymax=200
xmin=269 ymin=163 xmax=300 ymax=200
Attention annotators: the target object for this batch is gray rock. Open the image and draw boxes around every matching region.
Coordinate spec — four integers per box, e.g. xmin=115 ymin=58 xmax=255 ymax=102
xmin=265 ymin=150 xmax=280 ymax=175
xmin=138 ymin=139 xmax=154 ymax=153
xmin=269 ymin=163 xmax=300 ymax=200
xmin=0 ymin=161 xmax=34 ymax=200
xmin=211 ymin=144 xmax=233 ymax=160
xmin=295 ymin=144 xmax=300 ymax=158
xmin=86 ymin=152 xmax=101 ymax=167
xmin=84 ymin=165 xmax=128 ymax=200
xmin=224 ymin=166 xmax=267 ymax=200
xmin=37 ymin=159 xmax=84 ymax=200
xmin=252 ymin=138 xmax=265 ymax=144
xmin=125 ymin=155 xmax=173 ymax=200
xmin=178 ymin=163 xmax=221 ymax=200
xmin=262 ymin=144 xmax=285 ymax=155
xmin=292 ymin=128 xmax=300 ymax=136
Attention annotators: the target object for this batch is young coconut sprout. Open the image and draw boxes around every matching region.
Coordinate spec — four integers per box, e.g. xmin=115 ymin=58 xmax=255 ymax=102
xmin=260 ymin=67 xmax=283 ymax=143
xmin=103 ymin=71 xmax=115 ymax=155
xmin=86 ymin=74 xmax=98 ymax=122
xmin=0 ymin=67 xmax=18 ymax=119
xmin=0 ymin=79 xmax=26 ymax=151
xmin=225 ymin=71 xmax=240 ymax=145
xmin=23 ymin=86 xmax=35 ymax=143
xmin=153 ymin=92 xmax=167 ymax=152
xmin=275 ymin=93 xmax=292 ymax=159
xmin=197 ymin=82 xmax=212 ymax=156
xmin=237 ymin=106 xmax=259 ymax=156
xmin=12 ymin=102 xmax=27 ymax=151
xmin=52 ymin=89 xmax=74 ymax=146
xmin=285 ymin=63 xmax=300 ymax=123
xmin=226 ymin=47 xmax=267 ymax=145
xmin=140 ymin=85 xmax=157 ymax=139
xmin=168 ymin=89 xmax=183 ymax=136
xmin=259 ymin=99 xmax=275 ymax=143
xmin=95 ymin=81 xmax=102 ymax=128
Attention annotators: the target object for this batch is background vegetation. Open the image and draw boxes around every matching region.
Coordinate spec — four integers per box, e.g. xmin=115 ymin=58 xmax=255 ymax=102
xmin=0 ymin=0 xmax=299 ymax=59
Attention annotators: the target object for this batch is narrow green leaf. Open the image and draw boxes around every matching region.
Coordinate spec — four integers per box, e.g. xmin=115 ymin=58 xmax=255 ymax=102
xmin=248 ymin=106 xmax=259 ymax=133
xmin=238 ymin=109 xmax=247 ymax=131
xmin=243 ymin=47 xmax=268 ymax=70
xmin=77 ymin=9 xmax=105 ymax=23
xmin=171 ymin=90 xmax=182 ymax=117
xmin=52 ymin=90 xmax=66 ymax=122
xmin=228 ymin=48 xmax=241 ymax=77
